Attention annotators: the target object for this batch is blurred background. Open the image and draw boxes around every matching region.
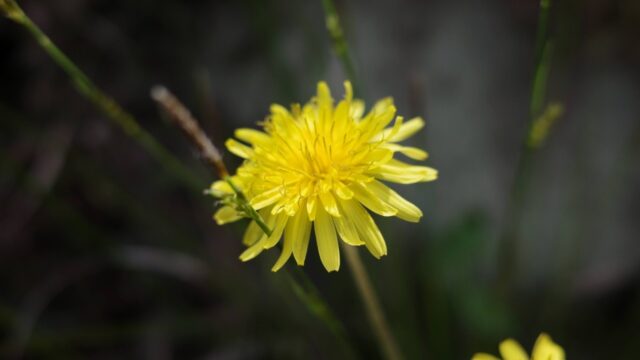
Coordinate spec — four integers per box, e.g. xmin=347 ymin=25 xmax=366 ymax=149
xmin=1 ymin=0 xmax=639 ymax=358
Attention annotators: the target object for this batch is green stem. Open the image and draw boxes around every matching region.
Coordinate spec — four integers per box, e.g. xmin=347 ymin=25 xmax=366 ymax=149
xmin=224 ymin=176 xmax=273 ymax=236
xmin=321 ymin=0 xmax=359 ymax=95
xmin=1 ymin=1 xmax=202 ymax=191
xmin=498 ymin=0 xmax=554 ymax=289
xmin=285 ymin=267 xmax=357 ymax=358
xmin=342 ymin=245 xmax=403 ymax=360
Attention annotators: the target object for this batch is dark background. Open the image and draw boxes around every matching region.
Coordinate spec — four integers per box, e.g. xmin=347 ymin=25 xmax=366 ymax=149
xmin=1 ymin=0 xmax=639 ymax=358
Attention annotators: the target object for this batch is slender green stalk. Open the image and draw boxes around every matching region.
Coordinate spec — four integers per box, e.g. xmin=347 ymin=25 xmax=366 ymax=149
xmin=498 ymin=0 xmax=554 ymax=288
xmin=343 ymin=245 xmax=403 ymax=360
xmin=224 ymin=176 xmax=274 ymax=236
xmin=320 ymin=1 xmax=402 ymax=358
xmin=285 ymin=267 xmax=357 ymax=358
xmin=0 ymin=0 xmax=202 ymax=191
xmin=321 ymin=0 xmax=359 ymax=95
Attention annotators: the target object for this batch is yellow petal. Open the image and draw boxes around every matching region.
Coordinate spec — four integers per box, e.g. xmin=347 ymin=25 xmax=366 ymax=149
xmin=354 ymin=147 xmax=393 ymax=164
xmin=242 ymin=220 xmax=263 ymax=246
xmin=269 ymin=104 xmax=296 ymax=132
xmin=351 ymin=183 xmax=398 ymax=217
xmin=235 ymin=128 xmax=271 ymax=147
xmin=383 ymin=143 xmax=429 ymax=160
xmin=249 ymin=186 xmax=282 ymax=210
xmin=333 ymin=209 xmax=364 ymax=246
xmin=531 ymin=333 xmax=564 ymax=360
xmin=364 ymin=180 xmax=422 ymax=222
xmin=471 ymin=354 xmax=501 ymax=360
xmin=360 ymin=100 xmax=396 ymax=138
xmin=331 ymin=82 xmax=354 ymax=137
xmin=343 ymin=81 xmax=353 ymax=101
xmin=316 ymin=81 xmax=333 ymax=122
xmin=213 ymin=206 xmax=242 ymax=225
xmin=239 ymin=239 xmax=266 ymax=262
xmin=375 ymin=116 xmax=425 ymax=143
xmin=371 ymin=115 xmax=403 ymax=142
xmin=225 ymin=138 xmax=253 ymax=159
xmin=335 ymin=181 xmax=354 ymax=199
xmin=288 ymin=208 xmax=312 ymax=265
xmin=263 ymin=213 xmax=288 ymax=249
xmin=319 ymin=191 xmax=341 ymax=217
xmin=209 ymin=180 xmax=233 ymax=197
xmin=350 ymin=100 xmax=365 ymax=120
xmin=271 ymin=220 xmax=294 ymax=272
xmin=332 ymin=101 xmax=350 ymax=138
xmin=306 ymin=196 xmax=318 ymax=221
xmin=314 ymin=208 xmax=340 ymax=272
xmin=364 ymin=97 xmax=394 ymax=121
xmin=317 ymin=81 xmax=333 ymax=105
xmin=239 ymin=211 xmax=275 ymax=261
xmin=370 ymin=159 xmax=438 ymax=184
xmin=499 ymin=339 xmax=529 ymax=360
xmin=340 ymin=200 xmax=387 ymax=258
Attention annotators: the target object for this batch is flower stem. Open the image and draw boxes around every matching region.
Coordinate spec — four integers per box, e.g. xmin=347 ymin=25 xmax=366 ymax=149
xmin=498 ymin=0 xmax=555 ymax=289
xmin=321 ymin=0 xmax=359 ymax=94
xmin=285 ymin=266 xmax=358 ymax=359
xmin=342 ymin=244 xmax=403 ymax=360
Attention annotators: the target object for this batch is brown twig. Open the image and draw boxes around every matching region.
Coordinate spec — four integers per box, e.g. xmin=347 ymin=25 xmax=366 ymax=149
xmin=150 ymin=85 xmax=273 ymax=233
xmin=150 ymin=86 xmax=229 ymax=178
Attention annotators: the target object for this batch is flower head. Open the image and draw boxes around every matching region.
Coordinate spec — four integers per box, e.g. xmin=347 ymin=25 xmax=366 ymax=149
xmin=472 ymin=333 xmax=565 ymax=360
xmin=212 ymin=81 xmax=437 ymax=272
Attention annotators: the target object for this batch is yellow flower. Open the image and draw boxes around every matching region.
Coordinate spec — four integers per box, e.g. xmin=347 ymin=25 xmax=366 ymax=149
xmin=472 ymin=333 xmax=565 ymax=360
xmin=212 ymin=81 xmax=437 ymax=272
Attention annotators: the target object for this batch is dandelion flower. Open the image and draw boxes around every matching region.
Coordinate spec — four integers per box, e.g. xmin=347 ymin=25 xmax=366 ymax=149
xmin=212 ymin=81 xmax=437 ymax=272
xmin=472 ymin=333 xmax=565 ymax=360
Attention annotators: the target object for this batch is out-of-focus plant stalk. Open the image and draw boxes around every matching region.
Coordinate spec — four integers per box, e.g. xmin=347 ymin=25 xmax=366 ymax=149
xmin=528 ymin=102 xmax=564 ymax=148
xmin=150 ymin=86 xmax=356 ymax=359
xmin=343 ymin=244 xmax=403 ymax=360
xmin=150 ymin=86 xmax=270 ymax=233
xmin=320 ymin=1 xmax=403 ymax=359
xmin=498 ymin=0 xmax=556 ymax=289
xmin=321 ymin=0 xmax=360 ymax=95
xmin=0 ymin=0 xmax=202 ymax=190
